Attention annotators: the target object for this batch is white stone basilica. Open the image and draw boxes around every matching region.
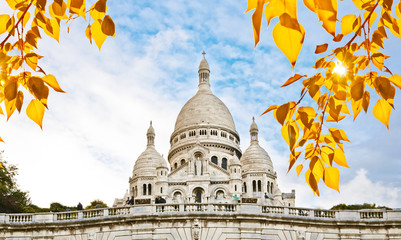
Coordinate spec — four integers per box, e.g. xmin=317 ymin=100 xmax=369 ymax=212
xmin=115 ymin=53 xmax=295 ymax=207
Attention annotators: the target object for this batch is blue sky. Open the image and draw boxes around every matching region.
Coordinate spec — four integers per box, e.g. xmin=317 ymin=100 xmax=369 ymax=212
xmin=0 ymin=0 xmax=400 ymax=209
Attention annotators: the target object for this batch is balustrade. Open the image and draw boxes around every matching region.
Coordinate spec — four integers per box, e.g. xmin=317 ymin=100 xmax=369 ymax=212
xmin=1 ymin=204 xmax=400 ymax=225
xmin=314 ymin=210 xmax=336 ymax=218
xmin=360 ymin=211 xmax=384 ymax=219
xmin=108 ymin=207 xmax=130 ymax=216
xmin=289 ymin=207 xmax=310 ymax=217
xmin=8 ymin=214 xmax=33 ymax=223
xmin=83 ymin=209 xmax=104 ymax=219
xmin=262 ymin=206 xmax=284 ymax=214
xmin=56 ymin=212 xmax=78 ymax=221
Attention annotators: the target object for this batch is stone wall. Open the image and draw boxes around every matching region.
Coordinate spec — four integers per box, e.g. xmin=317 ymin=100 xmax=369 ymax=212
xmin=1 ymin=204 xmax=400 ymax=240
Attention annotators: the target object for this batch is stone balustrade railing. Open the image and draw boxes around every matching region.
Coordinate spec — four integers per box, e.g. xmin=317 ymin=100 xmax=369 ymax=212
xmin=0 ymin=204 xmax=400 ymax=224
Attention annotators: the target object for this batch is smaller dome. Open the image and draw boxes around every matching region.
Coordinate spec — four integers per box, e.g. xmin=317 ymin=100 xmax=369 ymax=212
xmin=198 ymin=51 xmax=209 ymax=72
xmin=157 ymin=154 xmax=168 ymax=169
xmin=241 ymin=118 xmax=274 ymax=173
xmin=241 ymin=144 xmax=273 ymax=172
xmin=230 ymin=155 xmax=241 ymax=166
xmin=133 ymin=146 xmax=163 ymax=177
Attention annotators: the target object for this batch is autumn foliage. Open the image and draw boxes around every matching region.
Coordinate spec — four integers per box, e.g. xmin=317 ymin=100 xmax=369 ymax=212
xmin=0 ymin=0 xmax=114 ymax=145
xmin=246 ymin=0 xmax=401 ymax=195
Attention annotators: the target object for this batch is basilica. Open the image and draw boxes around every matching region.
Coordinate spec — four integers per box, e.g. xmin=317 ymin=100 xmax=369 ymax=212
xmin=114 ymin=53 xmax=295 ymax=207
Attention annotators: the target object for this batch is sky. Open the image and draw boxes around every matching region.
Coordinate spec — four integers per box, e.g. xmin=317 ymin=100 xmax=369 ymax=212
xmin=0 ymin=0 xmax=400 ymax=209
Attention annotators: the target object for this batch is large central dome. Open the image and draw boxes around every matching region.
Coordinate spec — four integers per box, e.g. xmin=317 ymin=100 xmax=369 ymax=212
xmin=174 ymin=87 xmax=236 ymax=132
xmin=173 ymin=52 xmax=236 ymax=133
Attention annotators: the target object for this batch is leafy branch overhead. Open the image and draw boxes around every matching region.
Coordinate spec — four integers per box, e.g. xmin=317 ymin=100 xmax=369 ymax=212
xmin=246 ymin=0 xmax=401 ymax=195
xmin=0 ymin=0 xmax=114 ymax=142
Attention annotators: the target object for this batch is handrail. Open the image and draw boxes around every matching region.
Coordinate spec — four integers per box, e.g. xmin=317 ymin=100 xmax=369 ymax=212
xmin=0 ymin=204 xmax=399 ymax=224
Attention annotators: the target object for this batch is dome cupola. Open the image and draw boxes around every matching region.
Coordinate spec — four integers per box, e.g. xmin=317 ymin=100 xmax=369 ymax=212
xmin=241 ymin=118 xmax=273 ymax=173
xmin=133 ymin=121 xmax=164 ymax=177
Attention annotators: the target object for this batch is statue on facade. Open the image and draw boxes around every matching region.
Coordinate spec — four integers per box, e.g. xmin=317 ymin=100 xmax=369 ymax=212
xmin=195 ymin=157 xmax=202 ymax=175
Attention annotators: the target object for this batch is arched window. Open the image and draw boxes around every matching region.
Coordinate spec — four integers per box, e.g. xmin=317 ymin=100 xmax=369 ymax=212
xmin=135 ymin=186 xmax=138 ymax=197
xmin=271 ymin=182 xmax=273 ymax=193
xmin=258 ymin=180 xmax=261 ymax=192
xmin=160 ymin=187 xmax=163 ymax=194
xmin=243 ymin=182 xmax=247 ymax=193
xmin=252 ymin=180 xmax=256 ymax=192
xmin=234 ymin=168 xmax=236 ymax=173
xmin=143 ymin=184 xmax=147 ymax=195
xmin=221 ymin=158 xmax=227 ymax=170
xmin=174 ymin=162 xmax=178 ymax=169
xmin=148 ymin=184 xmax=152 ymax=195
xmin=267 ymin=181 xmax=270 ymax=193
xmin=181 ymin=159 xmax=185 ymax=165
xmin=211 ymin=156 xmax=218 ymax=165
xmin=234 ymin=185 xmax=237 ymax=191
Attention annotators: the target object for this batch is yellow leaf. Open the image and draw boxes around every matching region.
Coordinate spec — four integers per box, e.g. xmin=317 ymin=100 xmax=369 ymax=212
xmin=316 ymin=0 xmax=337 ymax=36
xmin=341 ymin=14 xmax=356 ymax=36
xmin=49 ymin=0 xmax=68 ymax=19
xmin=281 ymin=74 xmax=306 ymax=87
xmin=44 ymin=18 xmax=61 ymax=42
xmin=329 ymin=128 xmax=350 ymax=142
xmin=274 ymin=103 xmax=290 ymax=125
xmin=305 ymin=169 xmax=319 ymax=195
xmin=90 ymin=0 xmax=107 ymax=21
xmin=363 ymin=11 xmax=376 ymax=28
xmin=27 ymin=76 xmax=49 ymax=106
xmin=15 ymin=91 xmax=24 ymax=113
xmin=101 ymin=15 xmax=115 ymax=36
xmin=245 ymin=0 xmax=258 ymax=12
xmin=281 ymin=121 xmax=299 ymax=150
xmin=352 ymin=0 xmax=364 ymax=10
xmin=321 ymin=146 xmax=334 ymax=166
xmin=68 ymin=0 xmax=86 ymax=18
xmin=296 ymin=164 xmax=303 ymax=177
xmin=350 ymin=76 xmax=364 ymax=101
xmin=311 ymin=158 xmax=324 ymax=179
xmin=372 ymin=99 xmax=391 ymax=129
xmin=315 ymin=43 xmax=328 ymax=54
xmin=273 ymin=13 xmax=305 ymax=69
xmin=261 ymin=104 xmax=277 ymax=116
xmin=324 ymin=167 xmax=340 ymax=192
xmin=26 ymin=99 xmax=45 ymax=129
xmin=396 ymin=2 xmax=401 ymax=19
xmin=5 ymin=0 xmax=27 ymax=10
xmin=4 ymin=77 xmax=18 ymax=101
xmin=91 ymin=20 xmax=107 ymax=51
xmin=362 ymin=91 xmax=370 ymax=112
xmin=373 ymin=76 xmax=395 ymax=105
xmin=17 ymin=10 xmax=30 ymax=28
xmin=25 ymin=53 xmax=38 ymax=71
xmin=303 ymin=0 xmax=317 ymax=12
xmin=43 ymin=74 xmax=65 ymax=93
xmin=85 ymin=24 xmax=92 ymax=44
xmin=0 ymin=15 xmax=11 ymax=35
xmin=6 ymin=15 xmax=15 ymax=36
xmin=371 ymin=53 xmax=387 ymax=71
xmin=333 ymin=148 xmax=349 ymax=168
xmin=389 ymin=74 xmax=401 ymax=89
xmin=252 ymin=0 xmax=265 ymax=47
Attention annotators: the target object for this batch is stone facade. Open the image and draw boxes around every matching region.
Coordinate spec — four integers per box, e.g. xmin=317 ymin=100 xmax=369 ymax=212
xmin=1 ymin=205 xmax=401 ymax=239
xmin=121 ymin=53 xmax=295 ymax=208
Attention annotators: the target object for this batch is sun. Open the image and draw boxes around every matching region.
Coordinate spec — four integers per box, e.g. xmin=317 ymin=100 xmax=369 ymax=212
xmin=332 ymin=61 xmax=347 ymax=76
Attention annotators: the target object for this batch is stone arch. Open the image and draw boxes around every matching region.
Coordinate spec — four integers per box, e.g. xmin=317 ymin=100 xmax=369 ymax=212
xmin=192 ymin=187 xmax=205 ymax=203
xmin=209 ymin=185 xmax=230 ymax=199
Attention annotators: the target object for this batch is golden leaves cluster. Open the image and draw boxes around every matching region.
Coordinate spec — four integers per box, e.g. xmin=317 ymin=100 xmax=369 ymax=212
xmin=248 ymin=0 xmax=401 ymax=194
xmin=0 ymin=0 xmax=114 ymax=143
